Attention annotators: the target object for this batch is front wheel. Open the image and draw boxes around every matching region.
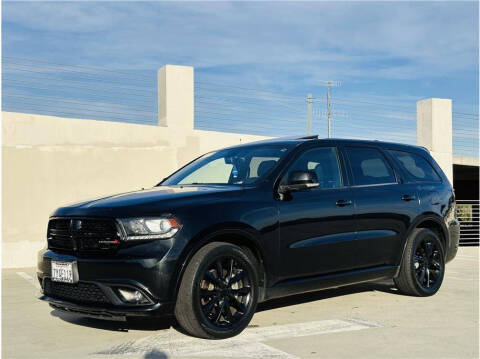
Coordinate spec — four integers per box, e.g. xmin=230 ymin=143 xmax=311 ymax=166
xmin=394 ymin=228 xmax=445 ymax=296
xmin=175 ymin=242 xmax=259 ymax=339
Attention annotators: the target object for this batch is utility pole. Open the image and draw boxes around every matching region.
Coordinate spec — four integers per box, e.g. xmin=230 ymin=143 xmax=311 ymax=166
xmin=326 ymin=85 xmax=332 ymax=138
xmin=319 ymin=81 xmax=341 ymax=138
xmin=306 ymin=93 xmax=312 ymax=135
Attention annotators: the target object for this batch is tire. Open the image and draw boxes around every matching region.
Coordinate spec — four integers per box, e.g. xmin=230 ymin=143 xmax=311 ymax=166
xmin=394 ymin=228 xmax=445 ymax=296
xmin=174 ymin=242 xmax=259 ymax=339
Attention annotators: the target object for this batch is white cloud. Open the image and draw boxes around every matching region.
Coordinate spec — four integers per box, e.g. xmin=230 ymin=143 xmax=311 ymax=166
xmin=3 ymin=1 xmax=477 ymax=76
xmin=2 ymin=1 xmax=478 ymax=118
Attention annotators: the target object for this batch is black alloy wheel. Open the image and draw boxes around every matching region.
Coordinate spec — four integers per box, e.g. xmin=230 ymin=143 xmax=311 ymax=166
xmin=198 ymin=256 xmax=252 ymax=328
xmin=394 ymin=228 xmax=445 ymax=296
xmin=175 ymin=242 xmax=259 ymax=339
xmin=413 ymin=237 xmax=443 ymax=289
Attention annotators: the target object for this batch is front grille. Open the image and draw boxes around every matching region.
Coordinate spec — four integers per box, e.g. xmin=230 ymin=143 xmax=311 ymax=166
xmin=47 ymin=218 xmax=122 ymax=254
xmin=48 ymin=219 xmax=73 ymax=251
xmin=43 ymin=279 xmax=111 ymax=305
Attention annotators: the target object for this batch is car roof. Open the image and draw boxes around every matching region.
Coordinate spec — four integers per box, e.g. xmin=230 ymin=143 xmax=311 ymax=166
xmin=224 ymin=135 xmax=427 ymax=154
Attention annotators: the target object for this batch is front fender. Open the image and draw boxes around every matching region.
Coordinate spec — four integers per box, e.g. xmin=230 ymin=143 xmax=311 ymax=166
xmin=169 ymin=224 xmax=269 ymax=303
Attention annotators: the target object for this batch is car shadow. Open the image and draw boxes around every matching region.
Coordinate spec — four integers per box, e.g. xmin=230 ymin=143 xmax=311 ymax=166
xmin=256 ymin=279 xmax=399 ymax=312
xmin=50 ymin=279 xmax=399 ymax=332
xmin=50 ymin=310 xmax=177 ymax=332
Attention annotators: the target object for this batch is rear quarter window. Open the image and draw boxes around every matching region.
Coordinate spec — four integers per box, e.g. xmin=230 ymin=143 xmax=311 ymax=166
xmin=388 ymin=150 xmax=441 ymax=182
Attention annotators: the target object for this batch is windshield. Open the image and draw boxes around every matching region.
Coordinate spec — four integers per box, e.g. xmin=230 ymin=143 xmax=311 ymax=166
xmin=161 ymin=144 xmax=294 ymax=186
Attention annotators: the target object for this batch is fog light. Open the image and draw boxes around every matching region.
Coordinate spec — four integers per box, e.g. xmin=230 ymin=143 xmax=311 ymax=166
xmin=118 ymin=288 xmax=148 ymax=304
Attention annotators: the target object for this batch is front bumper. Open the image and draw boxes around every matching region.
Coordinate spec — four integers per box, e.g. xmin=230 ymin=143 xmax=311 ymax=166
xmin=37 ymin=241 xmax=180 ymax=318
xmin=39 ymin=294 xmax=173 ymax=321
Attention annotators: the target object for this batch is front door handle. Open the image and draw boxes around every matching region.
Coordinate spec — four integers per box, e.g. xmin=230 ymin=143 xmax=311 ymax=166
xmin=401 ymin=194 xmax=416 ymax=202
xmin=336 ymin=199 xmax=352 ymax=207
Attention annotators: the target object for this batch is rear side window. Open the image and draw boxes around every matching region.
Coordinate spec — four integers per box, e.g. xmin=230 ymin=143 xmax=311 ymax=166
xmin=345 ymin=147 xmax=396 ymax=186
xmin=388 ymin=150 xmax=441 ymax=182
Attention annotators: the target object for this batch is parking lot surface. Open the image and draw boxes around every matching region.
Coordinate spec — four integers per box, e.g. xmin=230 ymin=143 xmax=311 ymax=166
xmin=2 ymin=247 xmax=478 ymax=359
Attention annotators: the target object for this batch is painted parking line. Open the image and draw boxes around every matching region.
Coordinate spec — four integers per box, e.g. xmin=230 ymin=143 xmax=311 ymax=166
xmin=448 ymin=276 xmax=477 ymax=281
xmin=455 ymin=258 xmax=478 ymax=262
xmin=95 ymin=318 xmax=382 ymax=359
xmin=16 ymin=271 xmax=40 ymax=289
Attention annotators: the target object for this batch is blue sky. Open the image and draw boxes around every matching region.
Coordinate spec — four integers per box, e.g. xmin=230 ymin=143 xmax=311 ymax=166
xmin=2 ymin=1 xmax=479 ymax=155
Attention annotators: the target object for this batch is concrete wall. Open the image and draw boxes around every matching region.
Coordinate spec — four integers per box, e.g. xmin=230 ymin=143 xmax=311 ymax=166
xmin=417 ymin=98 xmax=453 ymax=183
xmin=2 ymin=111 xmax=266 ymax=268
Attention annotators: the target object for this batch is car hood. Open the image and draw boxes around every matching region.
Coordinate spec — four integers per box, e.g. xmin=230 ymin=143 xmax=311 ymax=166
xmin=53 ymin=185 xmax=245 ymax=216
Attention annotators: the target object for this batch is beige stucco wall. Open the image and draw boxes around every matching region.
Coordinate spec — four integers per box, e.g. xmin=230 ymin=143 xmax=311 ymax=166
xmin=1 ymin=111 xmax=267 ymax=268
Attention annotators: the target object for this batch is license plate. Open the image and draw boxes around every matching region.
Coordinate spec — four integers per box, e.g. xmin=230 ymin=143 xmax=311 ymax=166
xmin=51 ymin=261 xmax=74 ymax=283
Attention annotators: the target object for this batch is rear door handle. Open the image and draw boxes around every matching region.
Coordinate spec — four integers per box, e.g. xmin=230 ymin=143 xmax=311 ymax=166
xmin=336 ymin=199 xmax=352 ymax=207
xmin=401 ymin=194 xmax=416 ymax=202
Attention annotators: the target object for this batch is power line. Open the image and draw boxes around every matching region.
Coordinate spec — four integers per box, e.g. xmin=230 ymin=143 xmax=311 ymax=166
xmin=3 ymin=82 xmax=156 ymax=105
xmin=194 ymin=109 xmax=306 ymax=124
xmin=3 ymin=77 xmax=156 ymax=99
xmin=5 ymin=98 xmax=155 ymax=119
xmin=195 ymin=81 xmax=304 ymax=99
xmin=3 ymin=93 xmax=155 ymax=112
xmin=3 ymin=64 xmax=155 ymax=93
xmin=2 ymin=105 xmax=156 ymax=125
xmin=4 ymin=56 xmax=154 ymax=80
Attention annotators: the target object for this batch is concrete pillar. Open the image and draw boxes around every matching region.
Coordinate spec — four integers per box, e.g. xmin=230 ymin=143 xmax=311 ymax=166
xmin=417 ymin=98 xmax=453 ymax=183
xmin=158 ymin=65 xmax=194 ymax=131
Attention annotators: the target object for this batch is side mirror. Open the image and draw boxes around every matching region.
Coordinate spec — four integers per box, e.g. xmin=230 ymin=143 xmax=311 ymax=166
xmin=279 ymin=170 xmax=319 ymax=193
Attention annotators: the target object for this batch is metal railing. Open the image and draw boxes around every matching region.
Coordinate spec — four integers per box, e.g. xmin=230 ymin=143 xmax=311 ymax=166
xmin=456 ymin=200 xmax=480 ymax=246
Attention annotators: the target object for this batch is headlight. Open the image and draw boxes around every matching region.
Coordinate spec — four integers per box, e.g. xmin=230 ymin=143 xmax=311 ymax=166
xmin=119 ymin=217 xmax=181 ymax=240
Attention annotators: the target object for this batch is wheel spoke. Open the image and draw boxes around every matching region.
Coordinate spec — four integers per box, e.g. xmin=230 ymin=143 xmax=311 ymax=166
xmin=203 ymin=297 xmax=218 ymax=316
xmin=223 ymin=298 xmax=233 ymax=322
xmin=418 ymin=267 xmax=426 ymax=284
xmin=227 ymin=259 xmax=234 ymax=282
xmin=230 ymin=270 xmax=247 ymax=284
xmin=425 ymin=241 xmax=433 ymax=257
xmin=200 ymin=289 xmax=217 ymax=297
xmin=216 ymin=260 xmax=224 ymax=281
xmin=205 ymin=271 xmax=224 ymax=288
xmin=215 ymin=299 xmax=226 ymax=323
xmin=229 ymin=295 xmax=247 ymax=313
xmin=232 ymin=286 xmax=251 ymax=296
xmin=413 ymin=254 xmax=423 ymax=263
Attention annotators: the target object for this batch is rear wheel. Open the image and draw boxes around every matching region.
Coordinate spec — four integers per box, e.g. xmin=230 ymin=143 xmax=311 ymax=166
xmin=175 ymin=242 xmax=259 ymax=339
xmin=394 ymin=228 xmax=445 ymax=296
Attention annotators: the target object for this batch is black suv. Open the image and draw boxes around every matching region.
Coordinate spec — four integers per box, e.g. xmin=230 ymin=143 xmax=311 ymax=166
xmin=38 ymin=137 xmax=460 ymax=339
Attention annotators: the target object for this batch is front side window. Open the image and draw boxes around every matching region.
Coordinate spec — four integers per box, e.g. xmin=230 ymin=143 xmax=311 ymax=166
xmin=162 ymin=145 xmax=293 ymax=185
xmin=282 ymin=147 xmax=343 ymax=189
xmin=346 ymin=147 xmax=396 ymax=186
xmin=388 ymin=150 xmax=441 ymax=182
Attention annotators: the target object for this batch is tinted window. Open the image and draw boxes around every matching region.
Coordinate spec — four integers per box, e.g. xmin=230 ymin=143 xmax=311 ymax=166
xmin=284 ymin=147 xmax=342 ymax=189
xmin=346 ymin=147 xmax=396 ymax=186
xmin=164 ymin=145 xmax=293 ymax=185
xmin=389 ymin=150 xmax=441 ymax=182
